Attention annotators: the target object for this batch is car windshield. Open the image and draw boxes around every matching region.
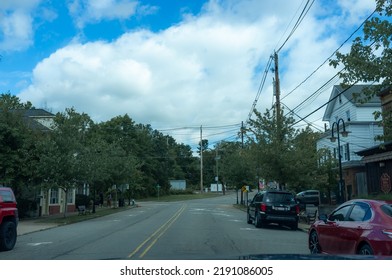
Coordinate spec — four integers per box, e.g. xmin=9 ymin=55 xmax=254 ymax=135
xmin=0 ymin=190 xmax=14 ymax=203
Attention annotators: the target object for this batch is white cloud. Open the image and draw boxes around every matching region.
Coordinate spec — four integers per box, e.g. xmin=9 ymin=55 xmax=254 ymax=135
xmin=0 ymin=0 xmax=42 ymax=52
xmin=68 ymin=0 xmax=155 ymax=29
xmin=17 ymin=0 xmax=376 ymax=146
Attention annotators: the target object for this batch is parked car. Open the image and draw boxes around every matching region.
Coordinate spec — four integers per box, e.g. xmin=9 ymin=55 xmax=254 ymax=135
xmin=296 ymin=190 xmax=320 ymax=206
xmin=247 ymin=190 xmax=300 ymax=230
xmin=308 ymin=199 xmax=392 ymax=255
xmin=0 ymin=186 xmax=18 ymax=251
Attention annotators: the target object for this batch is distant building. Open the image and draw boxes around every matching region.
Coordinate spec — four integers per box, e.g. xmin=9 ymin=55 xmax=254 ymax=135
xmin=356 ymin=87 xmax=392 ymax=195
xmin=317 ymin=85 xmax=383 ymax=199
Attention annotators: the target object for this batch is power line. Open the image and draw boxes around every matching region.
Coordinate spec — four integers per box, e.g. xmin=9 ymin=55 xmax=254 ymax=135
xmin=246 ymin=55 xmax=274 ymax=123
xmin=281 ymin=8 xmax=376 ymax=102
xmin=276 ymin=0 xmax=315 ymax=53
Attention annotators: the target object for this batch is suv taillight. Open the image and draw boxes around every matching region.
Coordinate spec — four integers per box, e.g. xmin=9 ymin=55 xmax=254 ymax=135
xmin=260 ymin=203 xmax=267 ymax=212
xmin=295 ymin=205 xmax=300 ymax=214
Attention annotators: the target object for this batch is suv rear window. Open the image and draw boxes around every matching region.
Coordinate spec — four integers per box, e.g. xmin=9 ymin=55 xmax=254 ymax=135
xmin=265 ymin=192 xmax=295 ymax=203
xmin=0 ymin=190 xmax=15 ymax=203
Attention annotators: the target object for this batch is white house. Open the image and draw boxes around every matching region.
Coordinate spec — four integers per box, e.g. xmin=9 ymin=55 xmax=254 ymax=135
xmin=317 ymin=85 xmax=384 ymax=199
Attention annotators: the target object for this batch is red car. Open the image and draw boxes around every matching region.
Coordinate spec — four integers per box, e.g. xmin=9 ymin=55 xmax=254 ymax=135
xmin=308 ymin=199 xmax=392 ymax=256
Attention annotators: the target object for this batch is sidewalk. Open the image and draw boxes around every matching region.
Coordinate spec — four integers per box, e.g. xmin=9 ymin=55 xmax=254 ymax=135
xmin=17 ymin=205 xmax=136 ymax=236
xmin=18 ymin=220 xmax=59 ymax=235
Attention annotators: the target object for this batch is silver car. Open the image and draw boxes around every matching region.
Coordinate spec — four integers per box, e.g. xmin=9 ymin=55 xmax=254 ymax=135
xmin=296 ymin=190 xmax=320 ymax=206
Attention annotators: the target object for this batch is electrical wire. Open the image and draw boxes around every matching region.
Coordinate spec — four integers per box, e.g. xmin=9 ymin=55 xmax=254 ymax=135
xmin=281 ymin=8 xmax=377 ymax=102
xmin=276 ymin=0 xmax=315 ymax=53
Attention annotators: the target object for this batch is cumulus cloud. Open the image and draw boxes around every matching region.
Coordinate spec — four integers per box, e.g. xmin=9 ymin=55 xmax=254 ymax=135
xmin=17 ymin=0 xmax=375 ymax=146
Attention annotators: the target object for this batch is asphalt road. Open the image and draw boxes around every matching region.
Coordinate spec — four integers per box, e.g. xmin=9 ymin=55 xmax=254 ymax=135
xmin=0 ymin=193 xmax=309 ymax=260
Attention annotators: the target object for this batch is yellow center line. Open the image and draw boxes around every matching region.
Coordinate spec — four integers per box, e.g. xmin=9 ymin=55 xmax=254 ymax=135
xmin=128 ymin=204 xmax=186 ymax=259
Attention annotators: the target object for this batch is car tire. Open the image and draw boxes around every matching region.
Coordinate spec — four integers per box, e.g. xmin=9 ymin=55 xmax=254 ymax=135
xmin=309 ymin=230 xmax=321 ymax=254
xmin=254 ymin=211 xmax=263 ymax=228
xmin=0 ymin=220 xmax=17 ymax=251
xmin=247 ymin=211 xmax=252 ymax=224
xmin=358 ymin=244 xmax=373 ymax=255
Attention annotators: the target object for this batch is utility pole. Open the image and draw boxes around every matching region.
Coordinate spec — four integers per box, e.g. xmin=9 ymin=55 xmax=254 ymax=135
xmin=274 ymin=51 xmax=281 ymax=126
xmin=274 ymin=51 xmax=282 ymax=190
xmin=241 ymin=121 xmax=244 ymax=148
xmin=200 ymin=125 xmax=203 ymax=193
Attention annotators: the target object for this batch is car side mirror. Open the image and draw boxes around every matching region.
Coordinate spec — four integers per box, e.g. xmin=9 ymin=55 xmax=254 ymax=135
xmin=319 ymin=214 xmax=328 ymax=223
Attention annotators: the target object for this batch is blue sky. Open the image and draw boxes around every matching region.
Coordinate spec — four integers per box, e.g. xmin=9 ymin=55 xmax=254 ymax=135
xmin=0 ymin=0 xmax=376 ymax=150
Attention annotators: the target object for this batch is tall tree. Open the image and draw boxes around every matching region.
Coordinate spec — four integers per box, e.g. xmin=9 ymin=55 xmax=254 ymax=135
xmin=247 ymin=108 xmax=297 ymax=189
xmin=330 ymin=0 xmax=392 ymax=139
xmin=36 ymin=108 xmax=93 ymax=217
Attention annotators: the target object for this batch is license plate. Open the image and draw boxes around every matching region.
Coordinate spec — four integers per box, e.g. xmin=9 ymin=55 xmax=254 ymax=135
xmin=273 ymin=206 xmax=288 ymax=211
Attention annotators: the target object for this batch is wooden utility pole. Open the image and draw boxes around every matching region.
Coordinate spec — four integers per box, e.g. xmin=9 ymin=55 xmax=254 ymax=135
xmin=274 ymin=51 xmax=281 ymax=124
xmin=274 ymin=51 xmax=282 ymax=190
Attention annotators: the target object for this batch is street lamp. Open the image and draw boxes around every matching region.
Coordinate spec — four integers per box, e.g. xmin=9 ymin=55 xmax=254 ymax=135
xmin=330 ymin=118 xmax=349 ymax=203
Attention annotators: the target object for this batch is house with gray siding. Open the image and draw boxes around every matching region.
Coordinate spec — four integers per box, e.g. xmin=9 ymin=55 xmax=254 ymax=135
xmin=317 ymin=85 xmax=383 ymax=199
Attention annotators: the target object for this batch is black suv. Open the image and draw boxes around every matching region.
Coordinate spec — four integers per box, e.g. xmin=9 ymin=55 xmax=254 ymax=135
xmin=247 ymin=190 xmax=299 ymax=230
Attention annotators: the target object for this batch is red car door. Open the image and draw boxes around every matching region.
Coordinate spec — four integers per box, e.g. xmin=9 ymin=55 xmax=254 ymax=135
xmin=318 ymin=205 xmax=353 ymax=254
xmin=334 ymin=203 xmax=372 ymax=254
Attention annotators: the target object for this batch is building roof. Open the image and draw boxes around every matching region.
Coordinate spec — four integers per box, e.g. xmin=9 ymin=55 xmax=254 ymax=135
xmin=7 ymin=109 xmax=55 ymax=131
xmin=356 ymin=141 xmax=392 ymax=157
xmin=322 ymin=85 xmax=381 ymax=121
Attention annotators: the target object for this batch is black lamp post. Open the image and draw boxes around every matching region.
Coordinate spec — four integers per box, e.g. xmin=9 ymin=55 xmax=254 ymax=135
xmin=330 ymin=118 xmax=349 ymax=203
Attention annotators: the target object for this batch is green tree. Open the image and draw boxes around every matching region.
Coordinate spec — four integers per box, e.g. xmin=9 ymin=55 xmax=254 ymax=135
xmin=316 ymin=148 xmax=338 ymax=204
xmin=247 ymin=108 xmax=298 ymax=189
xmin=330 ymin=0 xmax=392 ymax=139
xmin=0 ymin=92 xmax=33 ymax=110
xmin=36 ymin=108 xmax=93 ymax=217
xmin=285 ymin=127 xmax=321 ymax=192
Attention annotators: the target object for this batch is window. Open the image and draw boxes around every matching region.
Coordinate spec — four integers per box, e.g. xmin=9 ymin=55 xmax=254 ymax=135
xmin=344 ymin=143 xmax=350 ymax=161
xmin=67 ymin=189 xmax=74 ymax=204
xmin=0 ymin=190 xmax=14 ymax=202
xmin=50 ymin=188 xmax=58 ymax=204
xmin=265 ymin=192 xmax=295 ymax=203
xmin=329 ymin=205 xmax=351 ymax=221
xmin=348 ymin=204 xmax=371 ymax=221
xmin=255 ymin=194 xmax=263 ymax=203
xmin=381 ymin=204 xmax=392 ymax=217
xmin=346 ymin=110 xmax=351 ymax=121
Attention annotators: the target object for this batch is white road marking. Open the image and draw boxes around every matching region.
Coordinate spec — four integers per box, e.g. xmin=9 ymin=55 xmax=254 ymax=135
xmin=27 ymin=242 xmax=53 ymax=246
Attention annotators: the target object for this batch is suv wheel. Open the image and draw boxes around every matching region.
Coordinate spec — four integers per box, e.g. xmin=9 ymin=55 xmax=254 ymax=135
xmin=247 ymin=211 xmax=252 ymax=224
xmin=254 ymin=211 xmax=263 ymax=228
xmin=0 ymin=221 xmax=17 ymax=251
